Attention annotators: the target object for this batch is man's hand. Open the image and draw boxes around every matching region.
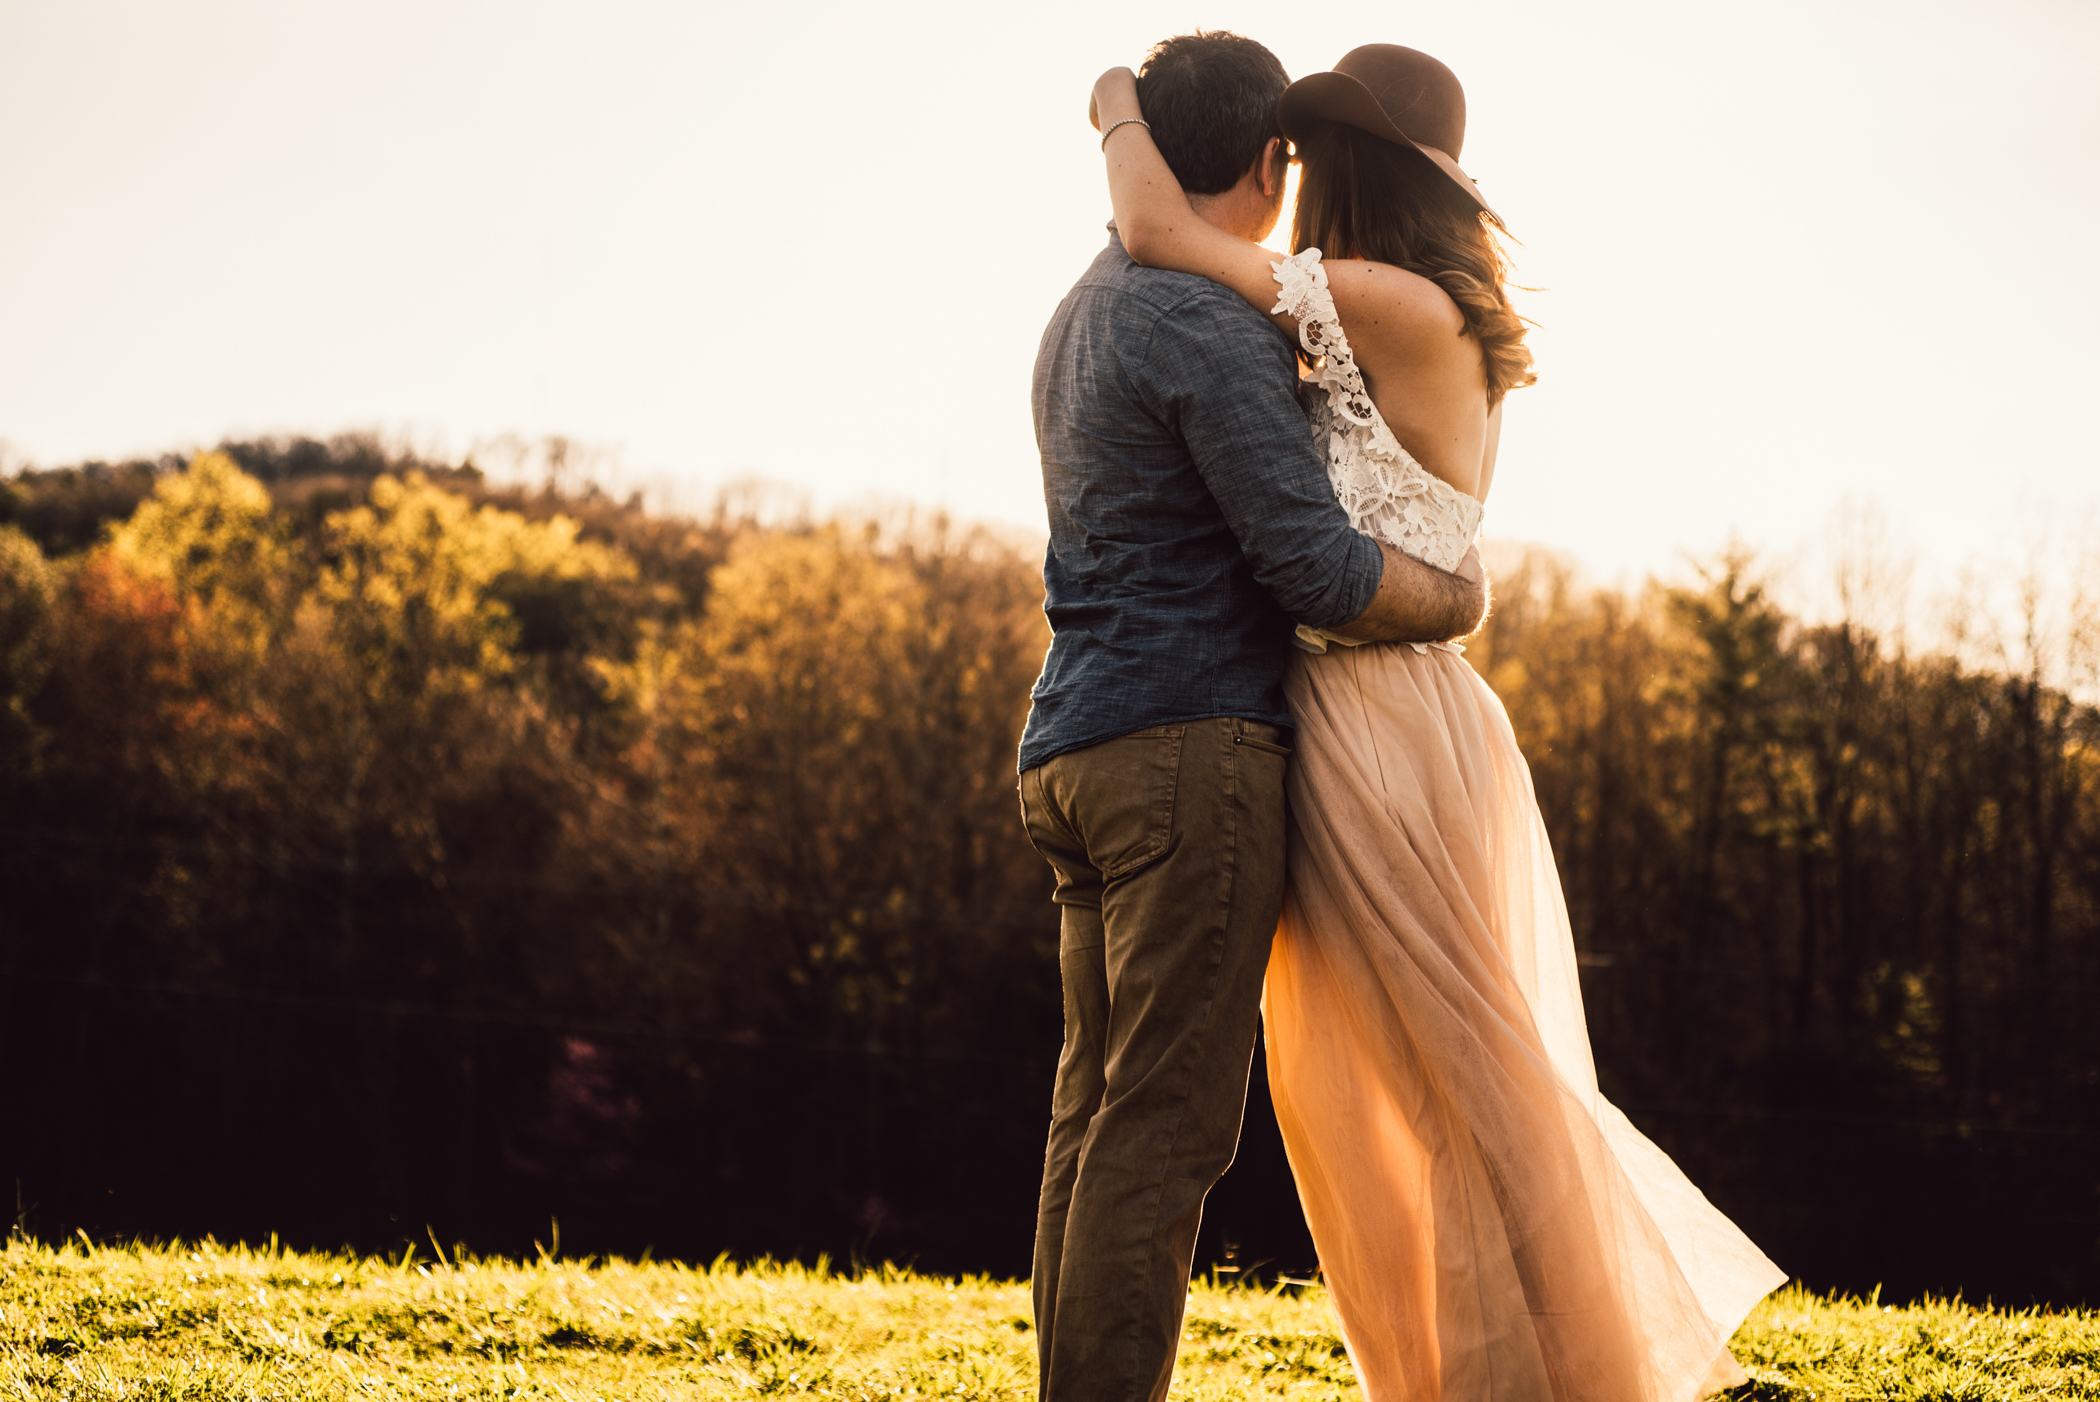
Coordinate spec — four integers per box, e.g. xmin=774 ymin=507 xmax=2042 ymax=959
xmin=1329 ymin=541 xmax=1489 ymax=645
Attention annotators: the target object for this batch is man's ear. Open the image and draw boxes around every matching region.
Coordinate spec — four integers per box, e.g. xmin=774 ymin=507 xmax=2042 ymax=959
xmin=1258 ymin=137 xmax=1286 ymax=199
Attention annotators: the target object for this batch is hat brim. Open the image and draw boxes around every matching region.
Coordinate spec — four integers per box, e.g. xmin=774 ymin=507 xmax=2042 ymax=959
xmin=1278 ymin=70 xmax=1501 ymax=224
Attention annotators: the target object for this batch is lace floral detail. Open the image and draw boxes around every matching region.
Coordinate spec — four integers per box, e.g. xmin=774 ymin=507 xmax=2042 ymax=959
xmin=1271 ymin=248 xmax=1486 ymax=656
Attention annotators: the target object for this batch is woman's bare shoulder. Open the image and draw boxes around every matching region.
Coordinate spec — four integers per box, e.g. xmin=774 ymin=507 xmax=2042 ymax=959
xmin=1319 ymin=258 xmax=1465 ymax=348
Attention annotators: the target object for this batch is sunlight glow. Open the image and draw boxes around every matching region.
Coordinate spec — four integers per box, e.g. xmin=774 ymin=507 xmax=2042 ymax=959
xmin=0 ymin=1 xmax=2093 ymax=585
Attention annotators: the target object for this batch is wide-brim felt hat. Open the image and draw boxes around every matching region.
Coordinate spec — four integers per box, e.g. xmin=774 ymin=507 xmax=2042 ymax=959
xmin=1278 ymin=44 xmax=1500 ymax=223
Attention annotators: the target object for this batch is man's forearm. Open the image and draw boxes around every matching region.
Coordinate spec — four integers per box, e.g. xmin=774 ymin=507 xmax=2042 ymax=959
xmin=1331 ymin=541 xmax=1489 ymax=644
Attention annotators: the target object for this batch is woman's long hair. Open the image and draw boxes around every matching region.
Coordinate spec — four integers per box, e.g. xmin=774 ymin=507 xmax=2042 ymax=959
xmin=1291 ymin=123 xmax=1535 ymax=405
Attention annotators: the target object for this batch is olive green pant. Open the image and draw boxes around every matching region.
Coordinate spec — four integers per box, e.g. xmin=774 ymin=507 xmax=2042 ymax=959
xmin=1019 ymin=716 xmax=1290 ymax=1402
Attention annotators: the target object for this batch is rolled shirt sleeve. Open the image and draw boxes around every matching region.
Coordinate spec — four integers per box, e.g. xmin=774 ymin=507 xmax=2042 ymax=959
xmin=1134 ymin=289 xmax=1383 ymax=631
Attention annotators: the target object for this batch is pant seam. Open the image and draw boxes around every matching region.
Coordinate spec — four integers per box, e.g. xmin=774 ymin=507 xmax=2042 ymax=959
xmin=1116 ymin=721 xmax=1241 ymax=1400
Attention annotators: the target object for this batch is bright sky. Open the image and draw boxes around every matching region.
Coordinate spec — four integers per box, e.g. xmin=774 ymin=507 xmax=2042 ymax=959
xmin=2 ymin=0 xmax=2095 ymax=590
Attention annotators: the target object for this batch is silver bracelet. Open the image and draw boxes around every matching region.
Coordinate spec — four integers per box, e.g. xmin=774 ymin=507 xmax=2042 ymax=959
xmin=1100 ymin=117 xmax=1151 ymax=150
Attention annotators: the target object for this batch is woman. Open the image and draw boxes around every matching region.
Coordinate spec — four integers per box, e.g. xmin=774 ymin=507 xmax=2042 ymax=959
xmin=1092 ymin=47 xmax=1785 ymax=1402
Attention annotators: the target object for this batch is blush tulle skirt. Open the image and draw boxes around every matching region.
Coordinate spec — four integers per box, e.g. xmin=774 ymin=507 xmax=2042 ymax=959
xmin=1265 ymin=642 xmax=1786 ymax=1401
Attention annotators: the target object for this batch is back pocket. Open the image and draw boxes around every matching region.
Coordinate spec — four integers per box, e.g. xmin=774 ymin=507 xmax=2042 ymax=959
xmin=1089 ymin=726 xmax=1183 ymax=881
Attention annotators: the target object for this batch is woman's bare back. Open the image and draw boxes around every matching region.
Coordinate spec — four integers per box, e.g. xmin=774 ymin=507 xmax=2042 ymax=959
xmin=1319 ymin=258 xmax=1501 ymax=502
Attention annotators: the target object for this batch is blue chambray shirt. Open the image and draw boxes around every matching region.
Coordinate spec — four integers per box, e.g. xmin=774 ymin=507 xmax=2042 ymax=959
xmin=1017 ymin=235 xmax=1384 ymax=774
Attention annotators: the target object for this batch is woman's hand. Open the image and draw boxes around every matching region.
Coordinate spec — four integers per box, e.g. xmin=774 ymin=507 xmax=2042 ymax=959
xmin=1089 ymin=67 xmax=1140 ymax=133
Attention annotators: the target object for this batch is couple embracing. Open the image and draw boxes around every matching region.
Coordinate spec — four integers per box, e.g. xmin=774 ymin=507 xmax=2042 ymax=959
xmin=1016 ymin=31 xmax=1785 ymax=1402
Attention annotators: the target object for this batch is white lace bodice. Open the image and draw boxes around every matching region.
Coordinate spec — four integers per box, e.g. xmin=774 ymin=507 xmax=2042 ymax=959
xmin=1271 ymin=247 xmax=1485 ymax=654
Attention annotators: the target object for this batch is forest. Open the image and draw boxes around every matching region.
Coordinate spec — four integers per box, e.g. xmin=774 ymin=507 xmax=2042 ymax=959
xmin=3 ymin=437 xmax=2096 ymax=1304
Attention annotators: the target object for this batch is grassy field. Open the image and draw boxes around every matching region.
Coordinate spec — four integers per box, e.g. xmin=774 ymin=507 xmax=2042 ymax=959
xmin=4 ymin=1236 xmax=2098 ymax=1400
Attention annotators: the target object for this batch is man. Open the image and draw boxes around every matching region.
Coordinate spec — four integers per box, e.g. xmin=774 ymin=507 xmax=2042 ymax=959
xmin=1019 ymin=30 xmax=1490 ymax=1402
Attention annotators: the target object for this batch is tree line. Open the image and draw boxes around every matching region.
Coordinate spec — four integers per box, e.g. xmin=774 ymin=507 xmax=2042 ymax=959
xmin=2 ymin=438 xmax=2095 ymax=1302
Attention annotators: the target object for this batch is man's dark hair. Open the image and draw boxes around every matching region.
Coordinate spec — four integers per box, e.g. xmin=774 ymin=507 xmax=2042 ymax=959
xmin=1136 ymin=31 xmax=1288 ymax=197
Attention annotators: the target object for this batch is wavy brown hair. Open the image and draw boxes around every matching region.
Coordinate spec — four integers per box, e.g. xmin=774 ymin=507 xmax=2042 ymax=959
xmin=1290 ymin=123 xmax=1535 ymax=405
